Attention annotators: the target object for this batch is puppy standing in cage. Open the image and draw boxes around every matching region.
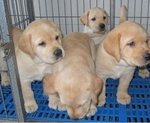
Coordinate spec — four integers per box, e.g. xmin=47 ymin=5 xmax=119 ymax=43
xmin=96 ymin=21 xmax=150 ymax=106
xmin=12 ymin=19 xmax=65 ymax=113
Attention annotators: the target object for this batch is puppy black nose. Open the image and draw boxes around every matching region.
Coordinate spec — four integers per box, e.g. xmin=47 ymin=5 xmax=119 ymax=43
xmin=99 ymin=23 xmax=105 ymax=29
xmin=54 ymin=48 xmax=62 ymax=58
xmin=144 ymin=52 xmax=150 ymax=61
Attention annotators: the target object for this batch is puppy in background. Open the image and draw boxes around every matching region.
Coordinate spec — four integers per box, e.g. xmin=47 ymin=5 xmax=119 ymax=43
xmin=44 ymin=32 xmax=103 ymax=119
xmin=80 ymin=5 xmax=127 ymax=47
xmin=96 ymin=21 xmax=150 ymax=106
xmin=80 ymin=7 xmax=108 ymax=45
xmin=12 ymin=19 xmax=64 ymax=113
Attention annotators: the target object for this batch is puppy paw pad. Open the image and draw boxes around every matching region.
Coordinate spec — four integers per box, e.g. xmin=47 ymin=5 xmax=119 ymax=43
xmin=25 ymin=101 xmax=38 ymax=113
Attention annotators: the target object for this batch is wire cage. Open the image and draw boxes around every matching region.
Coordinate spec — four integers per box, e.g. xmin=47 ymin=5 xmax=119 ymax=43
xmin=0 ymin=0 xmax=150 ymax=122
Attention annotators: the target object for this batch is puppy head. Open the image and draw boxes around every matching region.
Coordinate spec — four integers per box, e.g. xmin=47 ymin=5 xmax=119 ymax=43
xmin=60 ymin=75 xmax=103 ymax=119
xmin=104 ymin=21 xmax=150 ymax=66
xmin=18 ymin=19 xmax=65 ymax=64
xmin=60 ymin=87 xmax=92 ymax=119
xmin=80 ymin=7 xmax=108 ymax=34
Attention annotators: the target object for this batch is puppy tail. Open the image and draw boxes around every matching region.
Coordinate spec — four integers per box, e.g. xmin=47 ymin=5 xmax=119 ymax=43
xmin=119 ymin=5 xmax=128 ymax=23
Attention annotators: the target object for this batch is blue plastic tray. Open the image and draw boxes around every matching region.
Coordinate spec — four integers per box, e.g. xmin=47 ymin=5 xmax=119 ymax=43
xmin=0 ymin=68 xmax=150 ymax=122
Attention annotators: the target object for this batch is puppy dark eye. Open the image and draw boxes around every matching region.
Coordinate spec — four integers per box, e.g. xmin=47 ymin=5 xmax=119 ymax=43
xmin=103 ymin=16 xmax=106 ymax=20
xmin=77 ymin=104 xmax=82 ymax=108
xmin=127 ymin=41 xmax=135 ymax=47
xmin=91 ymin=17 xmax=96 ymax=21
xmin=38 ymin=41 xmax=46 ymax=46
xmin=55 ymin=35 xmax=59 ymax=40
xmin=146 ymin=39 xmax=149 ymax=44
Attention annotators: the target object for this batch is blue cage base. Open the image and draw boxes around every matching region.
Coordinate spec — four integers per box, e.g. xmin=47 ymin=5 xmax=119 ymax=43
xmin=0 ymin=68 xmax=150 ymax=122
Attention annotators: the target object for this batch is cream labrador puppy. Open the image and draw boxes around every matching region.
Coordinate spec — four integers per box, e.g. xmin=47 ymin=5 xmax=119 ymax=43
xmin=80 ymin=7 xmax=108 ymax=45
xmin=44 ymin=32 xmax=103 ymax=119
xmin=80 ymin=6 xmax=127 ymax=46
xmin=96 ymin=21 xmax=150 ymax=106
xmin=12 ymin=19 xmax=65 ymax=113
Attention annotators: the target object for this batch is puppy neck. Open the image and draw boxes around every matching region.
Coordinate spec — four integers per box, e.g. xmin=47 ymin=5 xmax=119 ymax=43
xmin=83 ymin=25 xmax=94 ymax=33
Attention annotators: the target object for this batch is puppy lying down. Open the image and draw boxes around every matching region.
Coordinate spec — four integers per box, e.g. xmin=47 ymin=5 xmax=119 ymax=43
xmin=44 ymin=32 xmax=103 ymax=119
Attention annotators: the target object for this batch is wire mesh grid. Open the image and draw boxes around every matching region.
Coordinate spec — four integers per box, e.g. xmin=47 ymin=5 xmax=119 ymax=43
xmin=0 ymin=0 xmax=150 ymax=122
xmin=115 ymin=0 xmax=150 ymax=31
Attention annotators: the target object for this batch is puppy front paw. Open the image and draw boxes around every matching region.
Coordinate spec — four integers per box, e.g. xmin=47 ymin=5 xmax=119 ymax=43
xmin=48 ymin=100 xmax=59 ymax=110
xmin=98 ymin=94 xmax=106 ymax=106
xmin=117 ymin=92 xmax=131 ymax=105
xmin=86 ymin=105 xmax=97 ymax=117
xmin=138 ymin=69 xmax=149 ymax=78
xmin=25 ymin=100 xmax=38 ymax=113
xmin=48 ymin=99 xmax=66 ymax=111
xmin=58 ymin=103 xmax=66 ymax=111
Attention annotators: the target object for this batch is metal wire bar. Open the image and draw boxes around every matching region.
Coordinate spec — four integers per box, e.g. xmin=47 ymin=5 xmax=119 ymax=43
xmin=45 ymin=0 xmax=48 ymax=19
xmin=1 ymin=0 xmax=26 ymax=121
xmin=14 ymin=0 xmax=21 ymax=28
xmin=38 ymin=0 xmax=42 ymax=18
xmin=70 ymin=0 xmax=73 ymax=32
xmin=140 ymin=0 xmax=143 ymax=24
xmin=134 ymin=0 xmax=136 ymax=21
xmin=50 ymin=0 xmax=54 ymax=21
xmin=57 ymin=0 xmax=61 ymax=28
xmin=110 ymin=0 xmax=115 ymax=29
xmin=63 ymin=0 xmax=67 ymax=34
xmin=27 ymin=0 xmax=35 ymax=22
xmin=77 ymin=0 xmax=79 ymax=32
xmin=11 ymin=0 xmax=18 ymax=26
xmin=18 ymin=0 xmax=26 ymax=28
xmin=146 ymin=0 xmax=150 ymax=30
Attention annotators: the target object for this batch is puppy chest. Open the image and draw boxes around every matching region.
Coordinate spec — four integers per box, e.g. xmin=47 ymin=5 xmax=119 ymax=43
xmin=25 ymin=64 xmax=52 ymax=81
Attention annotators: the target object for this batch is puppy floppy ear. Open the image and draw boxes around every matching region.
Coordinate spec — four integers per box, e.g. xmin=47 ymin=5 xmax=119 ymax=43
xmin=103 ymin=33 xmax=121 ymax=62
xmin=18 ymin=32 xmax=34 ymax=58
xmin=43 ymin=74 xmax=56 ymax=95
xmin=80 ymin=11 xmax=89 ymax=25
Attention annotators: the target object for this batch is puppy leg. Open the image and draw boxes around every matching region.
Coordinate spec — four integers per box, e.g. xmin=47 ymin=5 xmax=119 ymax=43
xmin=117 ymin=72 xmax=134 ymax=105
xmin=48 ymin=94 xmax=66 ymax=111
xmin=21 ymin=82 xmax=38 ymax=113
xmin=138 ymin=66 xmax=149 ymax=78
xmin=98 ymin=80 xmax=106 ymax=106
xmin=89 ymin=39 xmax=96 ymax=61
